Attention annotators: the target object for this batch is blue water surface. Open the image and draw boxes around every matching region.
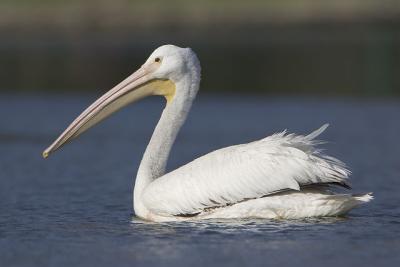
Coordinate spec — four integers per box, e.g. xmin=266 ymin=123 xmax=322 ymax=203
xmin=0 ymin=94 xmax=399 ymax=267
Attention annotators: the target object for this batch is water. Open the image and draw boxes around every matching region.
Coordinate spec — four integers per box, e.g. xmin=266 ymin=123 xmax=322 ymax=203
xmin=1 ymin=94 xmax=399 ymax=267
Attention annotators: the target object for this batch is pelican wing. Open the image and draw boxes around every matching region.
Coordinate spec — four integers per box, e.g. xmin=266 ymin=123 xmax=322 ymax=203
xmin=141 ymin=124 xmax=350 ymax=216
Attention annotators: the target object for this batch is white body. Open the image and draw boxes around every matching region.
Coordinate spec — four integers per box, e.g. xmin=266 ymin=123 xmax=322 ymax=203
xmin=136 ymin=124 xmax=372 ymax=222
xmin=44 ymin=45 xmax=372 ymax=222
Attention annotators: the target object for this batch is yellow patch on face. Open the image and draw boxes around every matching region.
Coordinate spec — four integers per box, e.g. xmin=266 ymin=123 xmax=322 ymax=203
xmin=150 ymin=79 xmax=176 ymax=104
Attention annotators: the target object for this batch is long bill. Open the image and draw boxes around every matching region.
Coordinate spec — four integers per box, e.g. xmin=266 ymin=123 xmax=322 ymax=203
xmin=42 ymin=65 xmax=175 ymax=158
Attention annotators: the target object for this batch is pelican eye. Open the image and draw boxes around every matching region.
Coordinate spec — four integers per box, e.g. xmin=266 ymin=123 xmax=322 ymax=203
xmin=154 ymin=57 xmax=161 ymax=63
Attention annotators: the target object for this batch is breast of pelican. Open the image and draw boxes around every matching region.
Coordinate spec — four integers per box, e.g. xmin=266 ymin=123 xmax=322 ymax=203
xmin=43 ymin=45 xmax=372 ymax=222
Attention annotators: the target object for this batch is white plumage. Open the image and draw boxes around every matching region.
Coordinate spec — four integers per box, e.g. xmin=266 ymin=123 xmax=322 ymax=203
xmin=143 ymin=124 xmax=347 ymax=215
xmin=43 ymin=45 xmax=372 ymax=222
xmin=141 ymin=124 xmax=371 ymax=222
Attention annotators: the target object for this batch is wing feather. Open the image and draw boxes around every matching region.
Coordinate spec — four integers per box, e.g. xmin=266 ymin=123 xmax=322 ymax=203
xmin=141 ymin=124 xmax=350 ymax=216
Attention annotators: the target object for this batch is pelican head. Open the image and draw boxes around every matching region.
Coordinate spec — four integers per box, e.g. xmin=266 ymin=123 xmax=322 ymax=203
xmin=148 ymin=45 xmax=199 ymax=83
xmin=43 ymin=44 xmax=200 ymax=158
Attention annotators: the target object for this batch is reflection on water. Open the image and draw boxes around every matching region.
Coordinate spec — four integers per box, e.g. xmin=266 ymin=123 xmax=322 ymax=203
xmin=130 ymin=217 xmax=348 ymax=236
xmin=0 ymin=94 xmax=399 ymax=267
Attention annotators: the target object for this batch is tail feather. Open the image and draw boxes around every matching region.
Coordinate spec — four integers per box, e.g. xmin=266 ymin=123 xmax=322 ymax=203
xmin=323 ymin=192 xmax=373 ymax=216
xmin=353 ymin=192 xmax=374 ymax=203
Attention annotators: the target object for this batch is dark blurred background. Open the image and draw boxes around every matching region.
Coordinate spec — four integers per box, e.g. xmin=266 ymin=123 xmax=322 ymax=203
xmin=0 ymin=0 xmax=399 ymax=96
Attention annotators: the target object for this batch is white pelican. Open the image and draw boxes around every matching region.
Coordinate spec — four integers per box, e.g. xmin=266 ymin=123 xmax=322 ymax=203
xmin=43 ymin=44 xmax=372 ymax=222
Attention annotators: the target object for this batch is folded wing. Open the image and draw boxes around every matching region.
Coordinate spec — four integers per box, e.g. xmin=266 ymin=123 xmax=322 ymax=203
xmin=141 ymin=124 xmax=350 ymax=216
